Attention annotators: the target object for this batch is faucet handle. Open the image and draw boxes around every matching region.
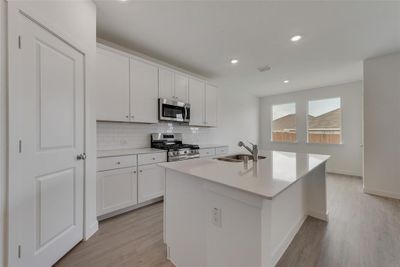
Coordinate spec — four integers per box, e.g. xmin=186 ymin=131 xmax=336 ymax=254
xmin=246 ymin=140 xmax=256 ymax=147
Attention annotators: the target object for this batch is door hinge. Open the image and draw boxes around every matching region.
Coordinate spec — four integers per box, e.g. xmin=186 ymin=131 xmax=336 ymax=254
xmin=18 ymin=245 xmax=21 ymax=258
xmin=18 ymin=36 xmax=21 ymax=49
xmin=18 ymin=140 xmax=22 ymax=153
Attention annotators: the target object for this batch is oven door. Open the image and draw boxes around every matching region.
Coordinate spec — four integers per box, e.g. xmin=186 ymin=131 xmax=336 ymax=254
xmin=159 ymin=98 xmax=190 ymax=122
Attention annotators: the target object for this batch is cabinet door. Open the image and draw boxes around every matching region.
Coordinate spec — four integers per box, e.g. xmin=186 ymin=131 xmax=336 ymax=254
xmin=199 ymin=148 xmax=216 ymax=158
xmin=189 ymin=78 xmax=205 ymax=126
xmin=130 ymin=59 xmax=159 ymax=123
xmin=205 ymin=84 xmax=218 ymax=127
xmin=138 ymin=164 xmax=165 ymax=203
xmin=174 ymin=73 xmax=189 ymax=102
xmin=96 ymin=47 xmax=130 ymax=121
xmin=159 ymin=68 xmax=174 ymax=100
xmin=97 ymin=167 xmax=138 ymax=216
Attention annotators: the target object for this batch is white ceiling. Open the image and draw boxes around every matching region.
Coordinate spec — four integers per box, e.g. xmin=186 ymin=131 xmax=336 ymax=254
xmin=95 ymin=1 xmax=400 ymax=96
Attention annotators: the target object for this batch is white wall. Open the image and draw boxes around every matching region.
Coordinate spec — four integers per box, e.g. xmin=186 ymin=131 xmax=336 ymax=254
xmin=97 ymin=86 xmax=260 ymax=154
xmin=260 ymin=81 xmax=363 ymax=176
xmin=5 ymin=2 xmax=97 ymax=265
xmin=1 ymin=0 xmax=7 ymax=265
xmin=363 ymin=52 xmax=400 ymax=199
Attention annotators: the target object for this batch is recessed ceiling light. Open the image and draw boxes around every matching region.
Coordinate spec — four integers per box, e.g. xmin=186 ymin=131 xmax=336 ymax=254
xmin=290 ymin=35 xmax=302 ymax=42
xmin=120 ymin=0 xmax=128 ymax=2
xmin=230 ymin=59 xmax=239 ymax=64
xmin=283 ymin=80 xmax=290 ymax=84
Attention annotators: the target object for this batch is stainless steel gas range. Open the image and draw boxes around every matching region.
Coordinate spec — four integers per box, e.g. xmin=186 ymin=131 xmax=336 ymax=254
xmin=151 ymin=133 xmax=200 ymax=162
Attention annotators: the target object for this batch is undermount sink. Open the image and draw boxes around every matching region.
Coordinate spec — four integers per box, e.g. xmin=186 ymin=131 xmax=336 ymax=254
xmin=216 ymin=154 xmax=267 ymax=162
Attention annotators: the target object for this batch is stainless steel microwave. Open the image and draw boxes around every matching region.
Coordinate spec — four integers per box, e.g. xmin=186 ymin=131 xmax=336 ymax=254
xmin=158 ymin=98 xmax=190 ymax=123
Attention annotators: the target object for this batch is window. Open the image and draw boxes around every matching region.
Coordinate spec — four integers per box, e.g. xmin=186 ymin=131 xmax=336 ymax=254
xmin=307 ymin=97 xmax=341 ymax=144
xmin=271 ymin=103 xmax=296 ymax=142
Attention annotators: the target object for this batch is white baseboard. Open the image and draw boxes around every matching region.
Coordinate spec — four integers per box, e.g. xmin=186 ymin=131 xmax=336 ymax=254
xmin=85 ymin=220 xmax=99 ymax=240
xmin=363 ymin=187 xmax=400 ymax=200
xmin=327 ymin=169 xmax=362 ymax=177
xmin=271 ymin=215 xmax=307 ymax=267
xmin=308 ymin=210 xmax=329 ymax=222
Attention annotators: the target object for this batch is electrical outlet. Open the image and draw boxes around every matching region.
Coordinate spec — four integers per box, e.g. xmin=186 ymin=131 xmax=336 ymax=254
xmin=211 ymin=207 xmax=222 ymax=227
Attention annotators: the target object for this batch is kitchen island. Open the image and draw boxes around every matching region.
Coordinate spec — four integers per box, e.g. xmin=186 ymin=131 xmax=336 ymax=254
xmin=159 ymin=150 xmax=330 ymax=267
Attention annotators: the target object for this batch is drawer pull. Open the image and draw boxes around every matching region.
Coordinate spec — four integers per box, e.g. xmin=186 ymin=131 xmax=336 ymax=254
xmin=139 ymin=170 xmax=143 ymax=173
xmin=116 ymin=162 xmax=121 ymax=165
xmin=152 ymin=157 xmax=156 ymax=160
xmin=133 ymin=171 xmax=137 ymax=174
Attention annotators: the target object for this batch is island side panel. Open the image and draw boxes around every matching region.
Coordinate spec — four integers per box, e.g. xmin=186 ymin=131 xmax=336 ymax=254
xmin=165 ymin=169 xmax=265 ymax=267
xmin=267 ymin=179 xmax=308 ymax=267
xmin=165 ymin=169 xmax=207 ymax=267
xmin=204 ymin=182 xmax=263 ymax=267
xmin=305 ymin=162 xmax=328 ymax=221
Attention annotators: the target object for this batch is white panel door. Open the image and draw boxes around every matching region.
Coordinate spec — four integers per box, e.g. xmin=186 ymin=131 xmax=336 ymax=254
xmin=96 ymin=47 xmax=130 ymax=121
xmin=189 ymin=78 xmax=206 ymax=126
xmin=205 ymin=84 xmax=218 ymax=127
xmin=97 ymin=167 xmax=138 ymax=216
xmin=130 ymin=59 xmax=159 ymax=123
xmin=138 ymin=164 xmax=165 ymax=203
xmin=159 ymin=68 xmax=174 ymax=100
xmin=12 ymin=14 xmax=84 ymax=267
xmin=174 ymin=73 xmax=189 ymax=102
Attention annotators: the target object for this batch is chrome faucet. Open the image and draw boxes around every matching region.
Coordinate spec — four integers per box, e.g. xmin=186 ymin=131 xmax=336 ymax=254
xmin=238 ymin=141 xmax=259 ymax=161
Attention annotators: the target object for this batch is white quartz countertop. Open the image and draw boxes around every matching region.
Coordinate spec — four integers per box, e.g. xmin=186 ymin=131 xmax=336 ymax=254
xmin=197 ymin=144 xmax=228 ymax=149
xmin=97 ymin=148 xmax=166 ymax=158
xmin=159 ymin=150 xmax=330 ymax=199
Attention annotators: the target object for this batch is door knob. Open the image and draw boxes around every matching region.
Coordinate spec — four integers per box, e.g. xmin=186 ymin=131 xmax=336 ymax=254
xmin=77 ymin=153 xmax=87 ymax=160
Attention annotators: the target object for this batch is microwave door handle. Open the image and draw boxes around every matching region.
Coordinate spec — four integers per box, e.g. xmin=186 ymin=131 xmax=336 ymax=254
xmin=185 ymin=105 xmax=189 ymax=121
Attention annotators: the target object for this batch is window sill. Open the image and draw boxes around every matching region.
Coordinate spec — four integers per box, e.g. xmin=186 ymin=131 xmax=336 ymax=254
xmin=270 ymin=141 xmax=299 ymax=144
xmin=306 ymin=142 xmax=344 ymax=146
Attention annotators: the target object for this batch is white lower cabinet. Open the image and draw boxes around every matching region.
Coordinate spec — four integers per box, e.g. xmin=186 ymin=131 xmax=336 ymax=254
xmin=97 ymin=167 xmax=138 ymax=216
xmin=96 ymin=152 xmax=166 ymax=219
xmin=216 ymin=146 xmax=229 ymax=155
xmin=199 ymin=148 xmax=216 ymax=158
xmin=138 ymin=164 xmax=165 ymax=203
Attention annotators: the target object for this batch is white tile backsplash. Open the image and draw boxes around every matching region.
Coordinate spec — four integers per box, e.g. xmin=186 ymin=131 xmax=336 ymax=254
xmin=97 ymin=121 xmax=218 ymax=150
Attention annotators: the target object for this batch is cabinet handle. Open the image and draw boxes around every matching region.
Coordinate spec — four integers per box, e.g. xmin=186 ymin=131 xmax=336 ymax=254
xmin=116 ymin=162 xmax=121 ymax=165
xmin=152 ymin=157 xmax=156 ymax=160
xmin=133 ymin=171 xmax=137 ymax=174
xmin=125 ymin=115 xmax=129 ymax=119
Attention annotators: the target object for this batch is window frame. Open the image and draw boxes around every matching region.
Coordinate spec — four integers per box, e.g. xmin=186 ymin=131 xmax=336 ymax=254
xmin=306 ymin=96 xmax=343 ymax=145
xmin=270 ymin=102 xmax=298 ymax=144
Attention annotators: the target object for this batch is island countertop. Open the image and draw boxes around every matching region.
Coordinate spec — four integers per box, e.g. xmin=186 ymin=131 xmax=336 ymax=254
xmin=159 ymin=150 xmax=330 ymax=199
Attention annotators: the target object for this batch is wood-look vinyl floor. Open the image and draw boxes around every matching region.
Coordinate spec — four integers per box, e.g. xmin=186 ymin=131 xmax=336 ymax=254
xmin=55 ymin=174 xmax=400 ymax=267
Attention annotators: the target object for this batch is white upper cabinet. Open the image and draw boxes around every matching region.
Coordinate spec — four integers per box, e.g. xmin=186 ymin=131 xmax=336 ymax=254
xmin=96 ymin=43 xmax=217 ymax=126
xmin=189 ymin=78 xmax=206 ymax=126
xmin=205 ymin=84 xmax=218 ymax=127
xmin=174 ymin=73 xmax=189 ymax=102
xmin=158 ymin=68 xmax=175 ymax=99
xmin=189 ymin=79 xmax=218 ymax=127
xmin=130 ymin=59 xmax=159 ymax=123
xmin=96 ymin=47 xmax=130 ymax=121
xmin=159 ymin=69 xmax=189 ymax=103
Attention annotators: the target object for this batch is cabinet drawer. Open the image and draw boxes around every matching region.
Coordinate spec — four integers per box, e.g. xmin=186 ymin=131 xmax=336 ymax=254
xmin=216 ymin=146 xmax=229 ymax=155
xmin=138 ymin=152 xmax=167 ymax=166
xmin=199 ymin=148 xmax=216 ymax=158
xmin=97 ymin=155 xmax=137 ymax=171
